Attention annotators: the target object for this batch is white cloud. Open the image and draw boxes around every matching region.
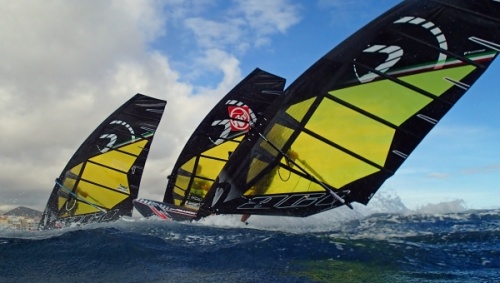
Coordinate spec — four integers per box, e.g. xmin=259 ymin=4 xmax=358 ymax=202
xmin=0 ymin=0 xmax=297 ymax=211
xmin=182 ymin=0 xmax=301 ymax=53
xmin=197 ymin=49 xmax=242 ymax=91
xmin=184 ymin=17 xmax=245 ymax=50
xmin=0 ymin=1 xmax=166 ymax=95
xmin=0 ymin=0 xmax=308 ymax=214
xmin=236 ymin=0 xmax=301 ymax=34
xmin=114 ymin=0 xmax=167 ymax=42
xmin=0 ymin=1 xmax=200 ymax=210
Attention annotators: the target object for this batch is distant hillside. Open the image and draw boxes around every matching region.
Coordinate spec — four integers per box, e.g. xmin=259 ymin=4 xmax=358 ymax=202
xmin=3 ymin=206 xmax=42 ymax=218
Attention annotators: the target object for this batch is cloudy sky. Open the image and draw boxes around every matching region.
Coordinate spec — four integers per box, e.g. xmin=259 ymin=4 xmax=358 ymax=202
xmin=1 ymin=0 xmax=498 ymax=213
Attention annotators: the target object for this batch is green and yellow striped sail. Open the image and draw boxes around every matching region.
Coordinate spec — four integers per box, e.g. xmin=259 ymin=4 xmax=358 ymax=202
xmin=247 ymin=61 xmax=483 ymax=196
xmin=169 ymin=136 xmax=245 ymax=208
xmin=57 ymin=139 xmax=149 ymax=218
xmin=162 ymin=69 xmax=285 ymax=211
xmin=39 ymin=94 xmax=166 ymax=229
xmin=200 ymin=0 xmax=500 ymax=217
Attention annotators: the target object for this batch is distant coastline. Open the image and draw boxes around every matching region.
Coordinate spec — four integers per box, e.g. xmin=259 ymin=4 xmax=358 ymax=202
xmin=0 ymin=206 xmax=42 ymax=230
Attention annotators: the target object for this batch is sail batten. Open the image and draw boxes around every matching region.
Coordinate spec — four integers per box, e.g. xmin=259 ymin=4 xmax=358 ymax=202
xmin=353 ymin=61 xmax=452 ymax=104
xmin=429 ymin=0 xmax=500 ymax=23
xmin=301 ymin=127 xmax=389 ymax=173
xmin=325 ymin=94 xmax=401 ymax=131
xmin=392 ymin=29 xmax=486 ymax=69
xmin=76 ymin=178 xmax=131 ymax=196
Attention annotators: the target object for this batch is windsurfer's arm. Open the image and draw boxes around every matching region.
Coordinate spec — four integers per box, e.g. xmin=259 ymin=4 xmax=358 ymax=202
xmin=288 ymin=149 xmax=299 ymax=161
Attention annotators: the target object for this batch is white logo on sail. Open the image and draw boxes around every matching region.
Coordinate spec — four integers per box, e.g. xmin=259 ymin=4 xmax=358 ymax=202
xmin=211 ymin=187 xmax=225 ymax=207
xmin=98 ymin=120 xmax=135 ymax=153
xmin=354 ymin=16 xmax=448 ymax=83
xmin=354 ymin=45 xmax=403 ymax=83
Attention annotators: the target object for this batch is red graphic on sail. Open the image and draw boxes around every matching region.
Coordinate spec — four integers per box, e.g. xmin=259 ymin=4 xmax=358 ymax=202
xmin=228 ymin=105 xmax=251 ymax=131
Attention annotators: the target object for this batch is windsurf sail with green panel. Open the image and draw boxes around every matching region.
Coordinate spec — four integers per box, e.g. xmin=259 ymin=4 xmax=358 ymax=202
xmin=160 ymin=68 xmax=285 ymax=213
xmin=38 ymin=94 xmax=166 ymax=229
xmin=199 ymin=0 xmax=500 ymax=218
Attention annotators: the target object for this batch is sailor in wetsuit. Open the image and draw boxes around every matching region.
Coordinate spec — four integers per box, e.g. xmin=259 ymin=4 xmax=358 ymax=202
xmin=189 ymin=165 xmax=210 ymax=202
xmin=56 ymin=177 xmax=92 ymax=216
xmin=241 ymin=149 xmax=299 ymax=223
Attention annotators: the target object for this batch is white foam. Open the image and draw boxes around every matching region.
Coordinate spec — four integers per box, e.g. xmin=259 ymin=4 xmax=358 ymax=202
xmin=190 ymin=191 xmax=479 ymax=234
xmin=413 ymin=199 xmax=468 ymax=214
xmin=0 ymin=191 xmax=487 ymax=239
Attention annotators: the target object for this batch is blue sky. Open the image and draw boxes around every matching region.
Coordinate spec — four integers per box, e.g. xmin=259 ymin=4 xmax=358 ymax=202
xmin=0 ymin=0 xmax=498 ymax=212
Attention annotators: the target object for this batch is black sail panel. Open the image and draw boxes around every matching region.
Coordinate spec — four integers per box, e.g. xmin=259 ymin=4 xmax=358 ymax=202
xmin=200 ymin=0 xmax=500 ymax=217
xmin=39 ymin=94 xmax=166 ymax=229
xmin=162 ymin=68 xmax=285 ymax=212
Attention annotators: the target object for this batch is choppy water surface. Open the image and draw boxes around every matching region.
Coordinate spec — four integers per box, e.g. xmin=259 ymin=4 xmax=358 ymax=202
xmin=1 ymin=197 xmax=498 ymax=283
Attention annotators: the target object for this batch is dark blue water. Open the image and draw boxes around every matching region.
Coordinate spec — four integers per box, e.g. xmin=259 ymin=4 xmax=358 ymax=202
xmin=1 ymin=208 xmax=499 ymax=283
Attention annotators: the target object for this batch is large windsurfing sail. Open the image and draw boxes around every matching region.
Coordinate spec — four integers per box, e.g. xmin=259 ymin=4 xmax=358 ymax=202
xmin=135 ymin=69 xmax=285 ymax=219
xmin=39 ymin=94 xmax=166 ymax=229
xmin=199 ymin=0 xmax=500 ymax=218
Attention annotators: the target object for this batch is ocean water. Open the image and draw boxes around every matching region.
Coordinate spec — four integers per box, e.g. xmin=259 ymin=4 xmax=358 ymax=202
xmin=1 ymin=195 xmax=499 ymax=283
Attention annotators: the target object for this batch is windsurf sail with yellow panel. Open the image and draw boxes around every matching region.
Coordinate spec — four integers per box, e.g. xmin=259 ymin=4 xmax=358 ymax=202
xmin=133 ymin=69 xmax=285 ymax=220
xmin=199 ymin=0 xmax=500 ymax=218
xmin=38 ymin=94 xmax=166 ymax=229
